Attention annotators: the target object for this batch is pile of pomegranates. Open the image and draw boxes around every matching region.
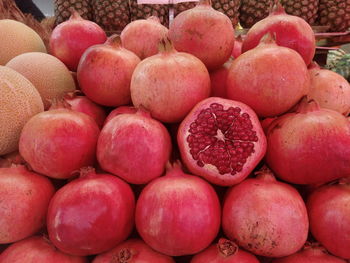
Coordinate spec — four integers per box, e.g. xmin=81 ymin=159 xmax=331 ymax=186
xmin=1 ymin=1 xmax=350 ymax=262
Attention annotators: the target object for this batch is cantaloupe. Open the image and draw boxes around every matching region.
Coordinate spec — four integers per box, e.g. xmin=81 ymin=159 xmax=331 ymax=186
xmin=0 ymin=66 xmax=44 ymax=155
xmin=0 ymin=19 xmax=47 ymax=65
xmin=6 ymin=52 xmax=76 ymax=109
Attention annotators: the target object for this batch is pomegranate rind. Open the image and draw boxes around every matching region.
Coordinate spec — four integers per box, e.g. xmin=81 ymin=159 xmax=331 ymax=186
xmin=177 ymin=97 xmax=267 ymax=186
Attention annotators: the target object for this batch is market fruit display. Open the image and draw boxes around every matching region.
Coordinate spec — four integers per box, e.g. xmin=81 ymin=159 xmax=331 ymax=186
xmin=2 ymin=0 xmax=350 ymax=262
xmin=6 ymin=52 xmax=76 ymax=109
xmin=0 ymin=19 xmax=46 ymax=65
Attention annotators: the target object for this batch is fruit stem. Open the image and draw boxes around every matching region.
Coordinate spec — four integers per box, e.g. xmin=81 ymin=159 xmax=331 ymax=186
xmin=158 ymin=37 xmax=175 ymax=54
xmin=270 ymin=0 xmax=285 ymax=15
xmin=69 ymin=8 xmax=83 ymax=20
xmin=255 ymin=166 xmax=277 ymax=182
xmin=79 ymin=166 xmax=96 ymax=178
xmin=48 ymin=98 xmax=72 ymax=110
xmin=165 ymin=161 xmax=184 ymax=176
xmin=296 ymin=97 xmax=320 ymax=114
xmin=198 ymin=0 xmax=212 ymax=6
xmin=106 ymin=34 xmax=122 ymax=48
xmin=217 ymin=239 xmax=238 ymax=257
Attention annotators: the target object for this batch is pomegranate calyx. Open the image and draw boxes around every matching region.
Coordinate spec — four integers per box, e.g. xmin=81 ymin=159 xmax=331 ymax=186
xmin=79 ymin=166 xmax=96 ymax=178
xmin=303 ymin=242 xmax=329 ymax=255
xmin=217 ymin=238 xmax=238 ymax=257
xmin=48 ymin=98 xmax=72 ymax=110
xmin=158 ymin=37 xmax=175 ymax=54
xmin=105 ymin=34 xmax=122 ymax=48
xmin=198 ymin=0 xmax=212 ymax=6
xmin=147 ymin=16 xmax=161 ymax=23
xmin=255 ymin=166 xmax=277 ymax=182
xmin=259 ymin=32 xmax=277 ymax=45
xmin=115 ymin=248 xmax=133 ymax=263
xmin=69 ymin=9 xmax=83 ymax=21
xmin=296 ymin=98 xmax=320 ymax=114
xmin=270 ymin=0 xmax=286 ymax=15
xmin=136 ymin=105 xmax=152 ymax=118
xmin=165 ymin=161 xmax=185 ymax=176
xmin=64 ymin=90 xmax=83 ymax=100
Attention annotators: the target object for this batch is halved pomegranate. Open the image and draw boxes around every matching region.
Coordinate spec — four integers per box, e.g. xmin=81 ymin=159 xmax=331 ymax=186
xmin=177 ymin=97 xmax=267 ymax=186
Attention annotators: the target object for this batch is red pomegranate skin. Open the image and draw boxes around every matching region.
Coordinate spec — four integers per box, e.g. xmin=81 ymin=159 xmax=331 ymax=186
xmin=227 ymin=34 xmax=310 ymax=118
xmin=222 ymin=171 xmax=309 ymax=257
xmin=242 ymin=3 xmax=315 ymax=66
xmin=135 ymin=164 xmax=221 ymax=256
xmin=272 ymin=244 xmax=347 ymax=263
xmin=121 ymin=16 xmax=169 ymax=60
xmin=78 ymin=35 xmax=141 ymax=107
xmin=168 ymin=0 xmax=235 ymax=70
xmin=0 ymin=166 xmax=55 ymax=244
xmin=97 ymin=109 xmax=172 ymax=185
xmin=177 ymin=97 xmax=267 ymax=186
xmin=92 ymin=239 xmax=175 ymax=263
xmin=190 ymin=238 xmax=259 ymax=263
xmin=308 ymin=62 xmax=350 ymax=115
xmin=47 ymin=170 xmax=135 ymax=256
xmin=232 ymin=36 xmax=243 ymax=59
xmin=103 ymin=106 xmax=137 ymax=126
xmin=65 ymin=94 xmax=107 ymax=128
xmin=19 ymin=108 xmax=100 ymax=179
xmin=0 ymin=236 xmax=87 ymax=263
xmin=307 ymin=182 xmax=350 ymax=259
xmin=50 ymin=11 xmax=107 ymax=71
xmin=209 ymin=59 xmax=232 ymax=98
xmin=266 ymin=100 xmax=350 ymax=185
xmin=131 ymin=39 xmax=210 ymax=123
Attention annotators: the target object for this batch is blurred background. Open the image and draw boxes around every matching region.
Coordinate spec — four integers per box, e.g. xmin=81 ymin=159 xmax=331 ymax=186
xmin=33 ymin=0 xmax=54 ymax=17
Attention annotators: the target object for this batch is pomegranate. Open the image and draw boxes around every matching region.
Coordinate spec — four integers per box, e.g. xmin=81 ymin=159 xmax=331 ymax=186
xmin=222 ymin=168 xmax=309 ymax=257
xmin=232 ymin=35 xmax=243 ymax=59
xmin=104 ymin=106 xmax=137 ymax=125
xmin=307 ymin=62 xmax=350 ymax=115
xmin=19 ymin=103 xmax=100 ymax=179
xmin=135 ymin=162 xmax=221 ymax=256
xmin=120 ymin=16 xmax=169 ymax=60
xmin=0 ymin=165 xmax=55 ymax=244
xmin=265 ymin=99 xmax=350 ymax=185
xmin=177 ymin=97 xmax=266 ymax=186
xmin=47 ymin=168 xmax=135 ymax=256
xmin=97 ymin=108 xmax=172 ymax=185
xmin=131 ymin=38 xmax=210 ymax=123
xmin=307 ymin=180 xmax=350 ymax=259
xmin=50 ymin=10 xmax=106 ymax=71
xmin=78 ymin=35 xmax=140 ymax=107
xmin=190 ymin=238 xmax=259 ymax=263
xmin=209 ymin=58 xmax=232 ymax=98
xmin=0 ymin=236 xmax=87 ymax=262
xmin=227 ymin=33 xmax=310 ymax=118
xmin=242 ymin=2 xmax=316 ymax=66
xmin=64 ymin=92 xmax=107 ymax=128
xmin=0 ymin=151 xmax=25 ymax=168
xmin=272 ymin=243 xmax=347 ymax=263
xmin=92 ymin=239 xmax=175 ymax=263
xmin=168 ymin=0 xmax=235 ymax=70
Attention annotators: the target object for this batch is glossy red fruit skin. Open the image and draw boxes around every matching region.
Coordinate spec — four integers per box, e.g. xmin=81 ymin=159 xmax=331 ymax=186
xmin=97 ymin=109 xmax=172 ymax=185
xmin=265 ymin=100 xmax=350 ymax=185
xmin=0 ymin=166 xmax=55 ymax=244
xmin=307 ymin=182 xmax=350 ymax=259
xmin=78 ymin=35 xmax=140 ymax=107
xmin=130 ymin=39 xmax=210 ymax=123
xmin=190 ymin=238 xmax=259 ymax=263
xmin=92 ymin=239 xmax=175 ymax=263
xmin=232 ymin=36 xmax=242 ymax=59
xmin=19 ymin=108 xmax=100 ymax=179
xmin=241 ymin=3 xmax=315 ymax=66
xmin=177 ymin=97 xmax=267 ymax=186
xmin=227 ymin=34 xmax=310 ymax=118
xmin=222 ymin=171 xmax=309 ymax=257
xmin=47 ymin=171 xmax=135 ymax=256
xmin=135 ymin=164 xmax=221 ymax=256
xmin=307 ymin=62 xmax=350 ymax=116
xmin=168 ymin=0 xmax=235 ymax=70
xmin=121 ymin=16 xmax=169 ymax=60
xmin=209 ymin=59 xmax=232 ymax=98
xmin=65 ymin=94 xmax=107 ymax=128
xmin=49 ymin=11 xmax=107 ymax=71
xmin=0 ymin=236 xmax=87 ymax=263
xmin=272 ymin=244 xmax=347 ymax=263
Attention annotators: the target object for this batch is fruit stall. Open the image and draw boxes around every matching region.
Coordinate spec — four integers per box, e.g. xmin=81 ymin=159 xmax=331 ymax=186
xmin=0 ymin=0 xmax=350 ymax=262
